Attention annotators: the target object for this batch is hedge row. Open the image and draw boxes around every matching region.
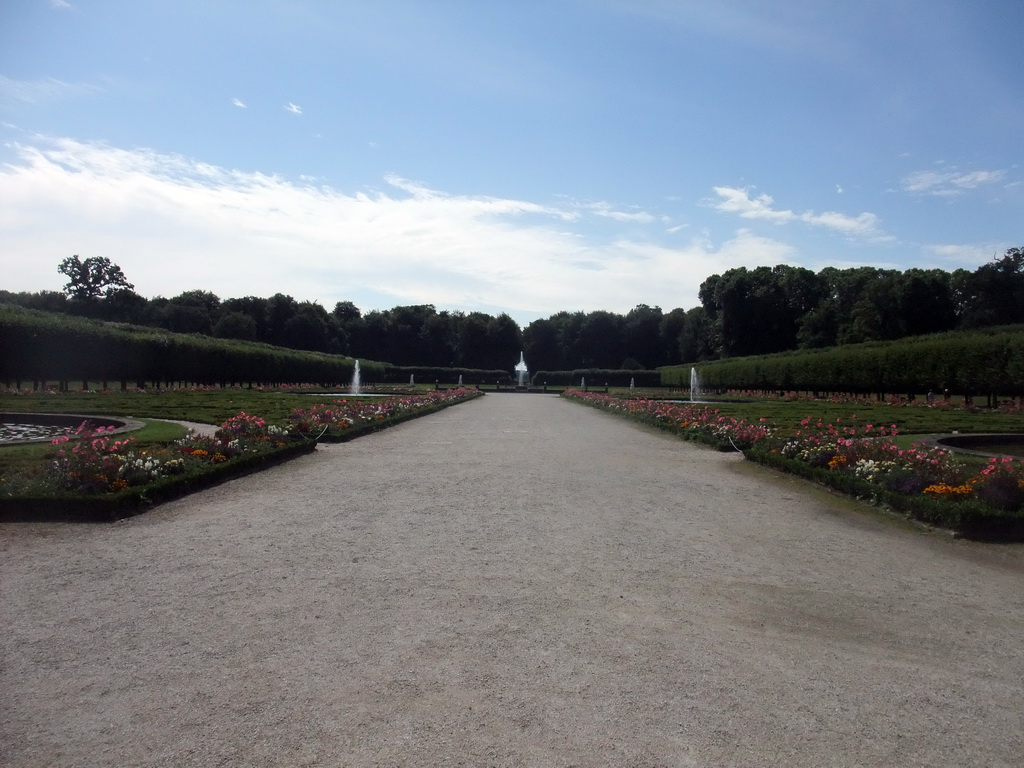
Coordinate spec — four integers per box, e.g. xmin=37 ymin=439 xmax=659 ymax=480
xmin=662 ymin=326 xmax=1024 ymax=400
xmin=377 ymin=366 xmax=514 ymax=385
xmin=0 ymin=304 xmax=381 ymax=387
xmin=0 ymin=439 xmax=318 ymax=523
xmin=745 ymin=446 xmax=1024 ymax=541
xmin=532 ymin=369 xmax=662 ymax=387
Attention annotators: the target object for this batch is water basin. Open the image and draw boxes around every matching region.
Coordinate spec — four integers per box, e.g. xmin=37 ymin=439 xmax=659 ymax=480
xmin=934 ymin=433 xmax=1024 ymax=459
xmin=0 ymin=413 xmax=142 ymax=446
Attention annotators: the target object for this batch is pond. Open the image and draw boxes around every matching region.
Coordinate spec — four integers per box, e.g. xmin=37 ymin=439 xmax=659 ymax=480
xmin=0 ymin=413 xmax=137 ymax=446
xmin=935 ymin=433 xmax=1024 ymax=459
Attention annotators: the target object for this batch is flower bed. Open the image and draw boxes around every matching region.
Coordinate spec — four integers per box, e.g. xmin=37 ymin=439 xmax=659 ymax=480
xmin=1 ymin=390 xmax=482 ymax=522
xmin=288 ymin=388 xmax=482 ymax=441
xmin=562 ymin=389 xmax=1024 ymax=541
xmin=561 ymin=389 xmax=774 ymax=450
xmin=0 ymin=412 xmax=316 ymax=522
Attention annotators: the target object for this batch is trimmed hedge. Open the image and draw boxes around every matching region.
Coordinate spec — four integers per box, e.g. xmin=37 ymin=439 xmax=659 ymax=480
xmin=745 ymin=446 xmax=1024 ymax=541
xmin=0 ymin=304 xmax=383 ymax=388
xmin=663 ymin=325 xmax=1024 ymax=401
xmin=532 ymin=369 xmax=662 ymax=387
xmin=377 ymin=366 xmax=513 ymax=385
xmin=562 ymin=389 xmax=1024 ymax=541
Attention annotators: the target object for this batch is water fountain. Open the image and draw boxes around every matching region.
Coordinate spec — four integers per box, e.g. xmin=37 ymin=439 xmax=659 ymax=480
xmin=409 ymin=374 xmax=415 ymax=385
xmin=514 ymin=352 xmax=529 ymax=389
xmin=580 ymin=376 xmax=586 ymax=389
xmin=690 ymin=367 xmax=701 ymax=403
xmin=350 ymin=360 xmax=361 ymax=395
xmin=458 ymin=374 xmax=464 ymax=387
xmin=629 ymin=377 xmax=635 ymax=393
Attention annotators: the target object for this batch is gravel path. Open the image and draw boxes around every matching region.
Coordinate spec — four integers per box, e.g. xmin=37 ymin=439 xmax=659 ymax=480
xmin=2 ymin=394 xmax=1023 ymax=767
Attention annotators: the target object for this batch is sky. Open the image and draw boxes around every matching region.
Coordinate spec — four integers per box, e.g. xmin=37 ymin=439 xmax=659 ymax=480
xmin=1 ymin=0 xmax=1022 ymax=327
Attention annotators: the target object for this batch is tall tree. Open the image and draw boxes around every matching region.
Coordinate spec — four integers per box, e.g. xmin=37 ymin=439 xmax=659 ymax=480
xmin=282 ymin=301 xmax=334 ymax=351
xmin=221 ymin=296 xmax=271 ymax=341
xmin=157 ymin=290 xmax=221 ymax=335
xmin=958 ymin=247 xmax=1024 ymax=328
xmin=58 ymin=255 xmax=134 ymax=302
xmin=657 ymin=308 xmax=688 ymax=367
xmin=623 ymin=304 xmax=663 ymax=369
xmin=680 ymin=306 xmax=712 ymax=362
xmin=899 ymin=268 xmax=957 ymax=337
xmin=455 ymin=312 xmax=491 ymax=368
xmin=485 ymin=313 xmax=523 ymax=371
xmin=578 ymin=311 xmax=625 ymax=368
xmin=265 ymin=293 xmax=299 ymax=347
xmin=522 ymin=318 xmax=562 ymax=373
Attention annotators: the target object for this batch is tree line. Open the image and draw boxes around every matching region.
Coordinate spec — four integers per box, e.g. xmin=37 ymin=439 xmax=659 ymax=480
xmin=1 ymin=248 xmax=1020 ymax=372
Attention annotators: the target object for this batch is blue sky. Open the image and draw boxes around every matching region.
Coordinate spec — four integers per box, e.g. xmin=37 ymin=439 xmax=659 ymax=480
xmin=1 ymin=0 xmax=1021 ymax=326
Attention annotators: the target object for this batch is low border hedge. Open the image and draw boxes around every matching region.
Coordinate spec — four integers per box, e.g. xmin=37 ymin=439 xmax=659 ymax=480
xmin=562 ymin=390 xmax=1024 ymax=541
xmin=744 ymin=446 xmax=1024 ymax=541
xmin=0 ymin=438 xmax=317 ymax=523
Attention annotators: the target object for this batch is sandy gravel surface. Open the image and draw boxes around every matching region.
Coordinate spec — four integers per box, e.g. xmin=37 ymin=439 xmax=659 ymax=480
xmin=2 ymin=394 xmax=1023 ymax=767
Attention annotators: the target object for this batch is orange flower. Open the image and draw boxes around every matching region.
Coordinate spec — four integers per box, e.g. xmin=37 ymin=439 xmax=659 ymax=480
xmin=923 ymin=483 xmax=974 ymax=499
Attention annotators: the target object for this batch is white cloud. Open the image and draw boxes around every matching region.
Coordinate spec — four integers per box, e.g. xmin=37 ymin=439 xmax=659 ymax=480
xmin=581 ymin=201 xmax=655 ymax=224
xmin=710 ymin=185 xmax=886 ymax=239
xmin=902 ymin=167 xmax=1007 ymax=197
xmin=50 ymin=0 xmax=73 ymax=8
xmin=285 ymin=102 xmax=302 ymax=115
xmin=924 ymin=242 xmax=1005 ymax=267
xmin=0 ymin=138 xmax=798 ymax=321
xmin=232 ymin=98 xmax=247 ymax=108
xmin=0 ymin=76 xmax=99 ymax=105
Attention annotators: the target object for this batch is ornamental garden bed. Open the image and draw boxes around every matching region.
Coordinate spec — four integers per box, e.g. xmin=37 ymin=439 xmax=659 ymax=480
xmin=562 ymin=389 xmax=1024 ymax=542
xmin=0 ymin=388 xmax=482 ymax=522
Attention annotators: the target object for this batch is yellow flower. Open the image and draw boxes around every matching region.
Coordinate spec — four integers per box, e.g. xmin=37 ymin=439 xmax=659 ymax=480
xmin=923 ymin=483 xmax=973 ymax=499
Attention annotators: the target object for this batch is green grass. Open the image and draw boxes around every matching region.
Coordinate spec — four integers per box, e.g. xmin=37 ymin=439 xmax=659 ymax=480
xmin=0 ymin=418 xmax=189 ymax=480
xmin=8 ymin=387 xmax=1024 ymax=439
xmin=611 ymin=390 xmax=1024 ymax=437
xmin=1 ymin=388 xmax=384 ymax=426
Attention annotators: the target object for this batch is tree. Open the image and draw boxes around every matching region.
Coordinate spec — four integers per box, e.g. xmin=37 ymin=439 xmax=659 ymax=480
xmin=957 ymin=247 xmax=1024 ymax=328
xmin=485 ymin=313 xmax=523 ymax=370
xmin=265 ymin=293 xmax=299 ymax=346
xmin=623 ymin=304 xmax=663 ymax=369
xmin=158 ymin=290 xmax=221 ymax=335
xmin=213 ymin=311 xmax=259 ymax=341
xmin=522 ymin=318 xmax=562 ymax=373
xmin=578 ymin=311 xmax=625 ymax=368
xmin=332 ymin=301 xmax=361 ymax=325
xmin=898 ymin=268 xmax=957 ymax=337
xmin=455 ymin=312 xmax=491 ymax=368
xmin=282 ymin=302 xmax=334 ymax=351
xmin=221 ymin=296 xmax=271 ymax=341
xmin=98 ymin=288 xmax=148 ymax=324
xmin=58 ymin=256 xmax=134 ymax=301
xmin=680 ymin=306 xmax=712 ymax=362
xmin=658 ymin=308 xmax=688 ymax=366
xmin=419 ymin=311 xmax=458 ymax=366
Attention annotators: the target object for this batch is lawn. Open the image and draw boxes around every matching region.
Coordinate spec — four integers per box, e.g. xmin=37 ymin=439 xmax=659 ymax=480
xmin=617 ymin=389 xmax=1024 ymax=437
